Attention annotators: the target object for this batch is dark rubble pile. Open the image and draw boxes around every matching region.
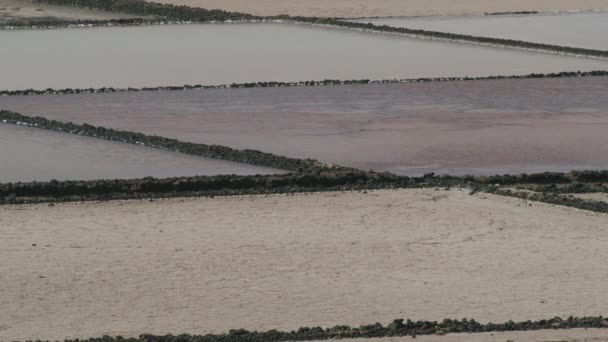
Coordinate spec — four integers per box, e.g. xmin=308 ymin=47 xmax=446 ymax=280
xmin=2 ymin=71 xmax=607 ymax=97
xmin=471 ymin=170 xmax=608 ymax=186
xmin=521 ymin=182 xmax=608 ymax=194
xmin=29 ymin=316 xmax=608 ymax=342
xmin=0 ymin=172 xmax=465 ymax=205
xmin=33 ymin=0 xmax=258 ymax=22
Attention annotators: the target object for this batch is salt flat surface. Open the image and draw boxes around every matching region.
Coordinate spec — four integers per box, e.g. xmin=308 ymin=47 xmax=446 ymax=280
xmin=4 ymin=77 xmax=608 ymax=175
xmin=0 ymin=124 xmax=283 ymax=182
xmin=351 ymin=11 xmax=608 ymax=50
xmin=147 ymin=0 xmax=608 ymax=18
xmin=2 ymin=189 xmax=608 ymax=340
xmin=1 ymin=23 xmax=607 ymax=90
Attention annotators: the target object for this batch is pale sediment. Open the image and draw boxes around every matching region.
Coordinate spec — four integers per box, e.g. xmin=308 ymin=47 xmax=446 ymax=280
xmin=2 ymin=189 xmax=608 ymax=340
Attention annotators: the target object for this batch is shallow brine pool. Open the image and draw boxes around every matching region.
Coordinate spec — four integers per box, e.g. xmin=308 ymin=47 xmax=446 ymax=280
xmin=0 ymin=124 xmax=284 ymax=182
xmin=1 ymin=22 xmax=607 ymax=90
xmin=4 ymin=76 xmax=608 ymax=176
xmin=350 ymin=11 xmax=608 ymax=50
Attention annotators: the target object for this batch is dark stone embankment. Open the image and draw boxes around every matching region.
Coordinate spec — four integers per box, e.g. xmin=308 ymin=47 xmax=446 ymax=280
xmin=485 ymin=11 xmax=540 ymax=15
xmin=19 ymin=316 xmax=608 ymax=342
xmin=0 ymin=110 xmax=331 ymax=173
xmin=33 ymin=0 xmax=256 ymax=22
xmin=1 ymin=110 xmax=607 ymax=213
xmin=2 ymin=71 xmax=607 ymax=96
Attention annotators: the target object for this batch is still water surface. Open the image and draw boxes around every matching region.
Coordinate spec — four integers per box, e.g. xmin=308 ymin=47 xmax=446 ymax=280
xmin=351 ymin=12 xmax=608 ymax=50
xmin=0 ymin=124 xmax=284 ymax=182
xmin=4 ymin=77 xmax=608 ymax=175
xmin=1 ymin=23 xmax=607 ymax=90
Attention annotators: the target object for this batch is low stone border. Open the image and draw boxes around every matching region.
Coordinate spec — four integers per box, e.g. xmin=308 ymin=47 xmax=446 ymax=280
xmin=2 ymin=110 xmax=608 ymax=212
xmin=5 ymin=0 xmax=607 ymax=60
xmin=33 ymin=0 xmax=256 ymax=21
xmin=485 ymin=11 xmax=540 ymax=15
xmin=0 ymin=18 xmax=180 ymax=30
xmin=326 ymin=20 xmax=608 ymax=59
xmin=21 ymin=316 xmax=608 ymax=342
xmin=2 ymin=71 xmax=607 ymax=96
xmin=517 ymin=182 xmax=608 ymax=194
xmin=0 ymin=172 xmax=465 ymax=205
xmin=486 ymin=188 xmax=608 ymax=213
xmin=0 ymin=110 xmax=335 ymax=173
xmin=470 ymin=170 xmax=608 ymax=186
xmin=469 ymin=172 xmax=608 ymax=213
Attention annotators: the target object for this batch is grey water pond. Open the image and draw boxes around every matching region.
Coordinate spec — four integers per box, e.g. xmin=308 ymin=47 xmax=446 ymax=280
xmin=350 ymin=11 xmax=608 ymax=50
xmin=1 ymin=22 xmax=607 ymax=90
xmin=4 ymin=76 xmax=608 ymax=176
xmin=0 ymin=124 xmax=284 ymax=183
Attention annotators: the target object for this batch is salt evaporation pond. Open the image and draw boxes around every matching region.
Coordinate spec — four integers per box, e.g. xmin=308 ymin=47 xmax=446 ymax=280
xmin=351 ymin=11 xmax=608 ymax=50
xmin=0 ymin=124 xmax=284 ymax=183
xmin=1 ymin=22 xmax=608 ymax=90
xmin=4 ymin=76 xmax=608 ymax=176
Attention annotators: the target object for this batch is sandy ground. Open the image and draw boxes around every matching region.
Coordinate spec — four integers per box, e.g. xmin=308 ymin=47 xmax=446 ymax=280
xmin=0 ymin=0 xmax=138 ymax=24
xmin=148 ymin=0 xmax=608 ymax=18
xmin=2 ymin=189 xmax=608 ymax=340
